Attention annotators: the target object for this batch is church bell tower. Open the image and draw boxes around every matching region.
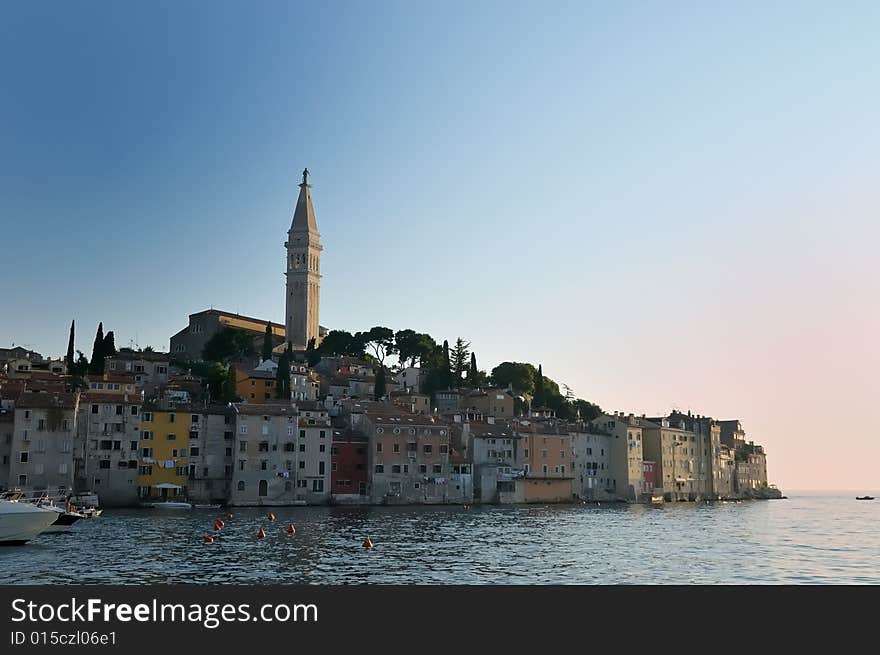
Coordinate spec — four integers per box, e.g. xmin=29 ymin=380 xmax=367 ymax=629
xmin=284 ymin=168 xmax=322 ymax=350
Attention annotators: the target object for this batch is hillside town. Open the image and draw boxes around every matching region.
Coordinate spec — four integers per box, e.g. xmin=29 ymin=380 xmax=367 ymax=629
xmin=0 ymin=170 xmax=781 ymax=508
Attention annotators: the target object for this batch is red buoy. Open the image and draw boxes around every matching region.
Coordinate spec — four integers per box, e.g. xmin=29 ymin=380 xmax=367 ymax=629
xmin=362 ymin=536 xmax=374 ymax=549
xmin=286 ymin=524 xmax=296 ymax=535
xmin=226 ymin=512 xmax=233 ymax=519
xmin=257 ymin=528 xmax=266 ymax=539
xmin=215 ymin=519 xmax=225 ymax=528
xmin=203 ymin=535 xmax=214 ymax=543
xmin=213 ymin=523 xmax=222 ymax=531
xmin=267 ymin=512 xmax=276 ymax=521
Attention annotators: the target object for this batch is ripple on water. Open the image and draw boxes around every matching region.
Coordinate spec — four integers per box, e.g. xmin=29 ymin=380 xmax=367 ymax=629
xmin=1 ymin=496 xmax=877 ymax=584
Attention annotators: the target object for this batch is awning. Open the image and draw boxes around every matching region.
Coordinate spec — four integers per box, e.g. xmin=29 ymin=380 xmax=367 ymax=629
xmin=152 ymin=483 xmax=182 ymax=489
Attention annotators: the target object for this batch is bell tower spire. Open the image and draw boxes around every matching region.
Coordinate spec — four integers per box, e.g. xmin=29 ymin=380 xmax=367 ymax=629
xmin=285 ymin=167 xmax=322 ymax=350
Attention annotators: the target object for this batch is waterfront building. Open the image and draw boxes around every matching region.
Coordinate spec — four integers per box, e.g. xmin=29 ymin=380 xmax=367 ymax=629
xmin=469 ymin=419 xmax=525 ymax=503
xmin=734 ymin=442 xmax=769 ymax=495
xmin=85 ymin=372 xmax=138 ymax=396
xmin=354 ymin=405 xmax=465 ymax=504
xmin=570 ymin=428 xmax=613 ymax=500
xmin=229 ymin=402 xmax=331 ymax=505
xmin=0 ymin=407 xmax=14 ymax=489
xmin=8 ymin=392 xmax=79 ymax=494
xmin=330 ymin=428 xmax=369 ymax=502
xmin=518 ymin=420 xmax=575 ymax=502
xmin=234 ymin=364 xmax=278 ymax=403
xmin=136 ymin=405 xmax=191 ymax=502
xmin=641 ymin=417 xmax=697 ymax=501
xmin=76 ymin=392 xmax=144 ymax=506
xmin=717 ymin=419 xmax=747 ymax=450
xmin=184 ymin=404 xmax=237 ymax=505
xmin=390 ymin=390 xmax=431 ymax=415
xmin=590 ymin=413 xmax=646 ymax=501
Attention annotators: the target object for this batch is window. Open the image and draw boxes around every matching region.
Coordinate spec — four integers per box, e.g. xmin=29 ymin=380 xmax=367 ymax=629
xmin=261 ymin=461 xmax=267 ymax=470
xmin=20 ymin=452 xmax=29 ymax=463
xmin=259 ymin=442 xmax=269 ymax=452
xmin=423 ymin=445 xmax=432 ymax=454
xmin=392 ymin=464 xmax=401 ymax=474
xmin=225 ymin=448 xmax=233 ymax=457
xmin=440 ymin=444 xmax=448 ymax=454
xmin=239 ymin=441 xmax=247 ymax=452
xmin=319 ymin=430 xmax=326 ymax=439
xmin=169 ymin=413 xmax=176 ymax=424
xmin=284 ymin=442 xmax=295 ymax=452
xmin=407 ymin=442 xmax=417 ymax=452
xmin=142 ymin=412 xmax=153 ymax=422
xmin=299 ymin=430 xmax=306 ymax=439
xmin=190 ymin=447 xmax=200 ymax=456
xmin=299 ymin=444 xmax=306 ymax=452
xmin=319 ymin=444 xmax=325 ymax=453
xmin=240 ymin=424 xmax=248 ymax=434
xmin=376 ymin=442 xmax=383 ymax=453
xmin=130 ymin=441 xmax=138 ymax=450
xmin=99 ymin=460 xmax=111 ymax=469
xmin=189 ymin=431 xmax=198 ymax=440
xmin=167 ymin=434 xmax=176 ymax=441
xmin=91 ymin=404 xmax=99 ymax=415
xmin=115 ymin=405 xmax=123 ymax=416
xmin=419 ymin=465 xmax=427 ymax=473
xmin=312 ymin=479 xmax=324 ymax=492
xmin=237 ymin=481 xmax=245 ymax=491
xmin=141 ymin=447 xmax=153 ymax=458
xmin=433 ymin=465 xmax=442 ymax=473
xmin=393 ymin=443 xmax=400 ymax=453
xmin=100 ymin=440 xmax=112 ymax=450
xmin=374 ymin=464 xmax=384 ymax=473
xmin=131 ymin=406 xmax=139 ymax=416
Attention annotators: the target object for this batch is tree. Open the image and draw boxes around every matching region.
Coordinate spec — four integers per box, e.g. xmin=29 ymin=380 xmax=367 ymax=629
xmin=533 ymin=364 xmax=545 ymax=408
xmin=420 ymin=343 xmax=453 ymax=398
xmin=89 ymin=322 xmax=105 ymax=374
xmin=262 ymin=323 xmax=273 ymax=362
xmin=374 ymin=366 xmax=386 ymax=400
xmin=571 ymin=399 xmax=602 ymax=422
xmin=394 ymin=330 xmax=436 ymax=368
xmin=202 ymin=328 xmax=256 ymax=362
xmin=490 ymin=362 xmax=537 ymax=395
xmin=450 ymin=337 xmax=470 ymax=381
xmin=222 ymin=365 xmax=238 ymax=403
xmin=102 ymin=331 xmax=117 ymax=357
xmin=316 ymin=330 xmax=364 ymax=358
xmin=358 ymin=326 xmax=396 ymax=365
xmin=306 ymin=337 xmax=320 ymax=367
xmin=275 ymin=347 xmax=291 ymax=400
xmin=65 ymin=320 xmax=75 ymax=370
xmin=467 ymin=352 xmax=479 ymax=387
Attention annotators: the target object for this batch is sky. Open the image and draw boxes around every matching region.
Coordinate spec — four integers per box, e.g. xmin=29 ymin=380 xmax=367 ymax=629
xmin=1 ymin=1 xmax=877 ymax=491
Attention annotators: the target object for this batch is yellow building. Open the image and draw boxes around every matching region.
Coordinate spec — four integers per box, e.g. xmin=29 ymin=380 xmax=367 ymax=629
xmin=234 ymin=366 xmax=278 ymax=403
xmin=137 ymin=406 xmax=191 ymax=501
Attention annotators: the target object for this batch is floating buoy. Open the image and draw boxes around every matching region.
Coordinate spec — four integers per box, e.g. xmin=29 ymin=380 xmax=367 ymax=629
xmin=226 ymin=512 xmax=233 ymax=519
xmin=267 ymin=513 xmax=276 ymax=521
xmin=213 ymin=523 xmax=222 ymax=531
xmin=215 ymin=519 xmax=225 ymax=528
xmin=286 ymin=524 xmax=296 ymax=535
xmin=203 ymin=535 xmax=214 ymax=543
xmin=463 ymin=504 xmax=469 ymax=510
xmin=362 ymin=536 xmax=374 ymax=549
xmin=258 ymin=528 xmax=266 ymax=539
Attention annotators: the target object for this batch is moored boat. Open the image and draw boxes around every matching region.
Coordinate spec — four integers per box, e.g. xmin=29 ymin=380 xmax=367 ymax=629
xmin=0 ymin=499 xmax=59 ymax=545
xmin=142 ymin=501 xmax=193 ymax=509
xmin=855 ymin=496 xmax=874 ymax=500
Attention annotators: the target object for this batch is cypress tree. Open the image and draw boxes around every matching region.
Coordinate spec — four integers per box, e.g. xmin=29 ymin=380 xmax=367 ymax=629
xmin=374 ymin=367 xmax=386 ymax=400
xmin=102 ymin=331 xmax=117 ymax=357
xmin=533 ymin=364 xmax=545 ymax=408
xmin=262 ymin=323 xmax=273 ymax=362
xmin=65 ymin=320 xmax=75 ymax=370
xmin=468 ymin=352 xmax=478 ymax=386
xmin=89 ymin=322 xmax=105 ymax=374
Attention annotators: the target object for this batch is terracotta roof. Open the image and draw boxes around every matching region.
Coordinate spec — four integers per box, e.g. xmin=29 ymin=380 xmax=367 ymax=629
xmin=234 ymin=403 xmax=297 ymax=417
xmin=15 ymin=392 xmax=79 ymax=410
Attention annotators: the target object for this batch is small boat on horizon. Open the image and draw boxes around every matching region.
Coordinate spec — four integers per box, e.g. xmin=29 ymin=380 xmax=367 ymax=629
xmin=142 ymin=501 xmax=193 ymax=509
xmin=855 ymin=496 xmax=875 ymax=501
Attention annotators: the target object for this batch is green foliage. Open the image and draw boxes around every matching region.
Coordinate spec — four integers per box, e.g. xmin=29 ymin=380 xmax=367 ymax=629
xmin=467 ymin=352 xmax=479 ymax=387
xmin=420 ymin=343 xmax=453 ymax=397
xmin=357 ymin=326 xmax=396 ymax=364
xmin=102 ymin=331 xmax=117 ymax=357
xmin=202 ymin=327 xmax=256 ymax=363
xmin=89 ymin=322 xmax=105 ymax=374
xmin=450 ymin=337 xmax=470 ymax=382
xmin=316 ymin=330 xmax=365 ymax=358
xmin=65 ymin=320 xmax=75 ymax=370
xmin=261 ymin=324 xmax=273 ymax=362
xmin=181 ymin=360 xmax=229 ymax=401
xmin=374 ymin=367 xmax=386 ymax=400
xmin=533 ymin=364 xmax=546 ymax=407
xmin=222 ymin=365 xmax=238 ymax=403
xmin=394 ymin=330 xmax=436 ymax=368
xmin=275 ymin=348 xmax=291 ymax=399
xmin=491 ymin=362 xmax=537 ymax=395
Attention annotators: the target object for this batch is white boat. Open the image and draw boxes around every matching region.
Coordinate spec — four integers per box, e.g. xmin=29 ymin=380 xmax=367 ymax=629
xmin=0 ymin=499 xmax=59 ymax=545
xmin=193 ymin=504 xmax=221 ymax=509
xmin=142 ymin=501 xmax=192 ymax=509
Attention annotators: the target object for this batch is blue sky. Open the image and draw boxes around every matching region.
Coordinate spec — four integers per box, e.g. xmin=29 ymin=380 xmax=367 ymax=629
xmin=1 ymin=1 xmax=878 ymax=489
